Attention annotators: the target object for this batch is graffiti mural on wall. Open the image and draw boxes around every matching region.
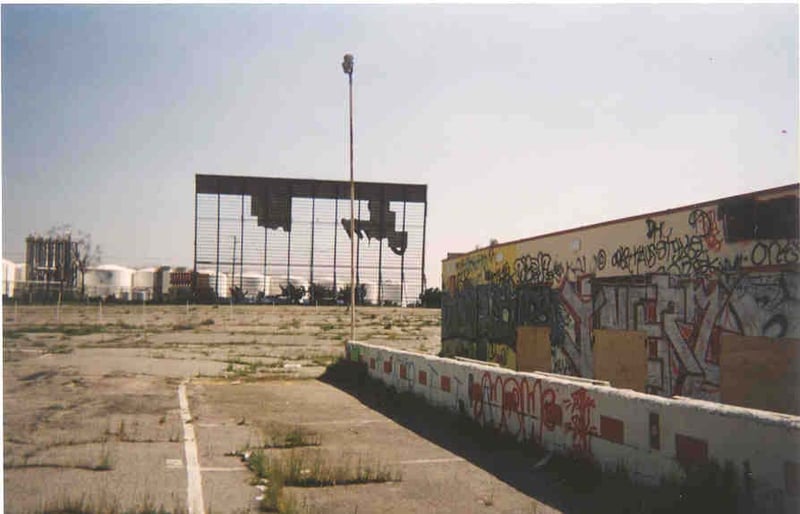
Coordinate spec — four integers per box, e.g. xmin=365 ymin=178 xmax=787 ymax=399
xmin=443 ymin=274 xmax=597 ymax=377
xmin=443 ymin=192 xmax=800 ymax=402
xmin=551 ymin=276 xmax=596 ymax=378
xmin=594 ymin=271 xmax=800 ymax=398
xmin=468 ymin=370 xmax=596 ymax=456
xmin=609 ymin=215 xmax=742 ymax=276
xmin=564 ymin=388 xmax=598 ymax=455
xmin=487 ymin=342 xmax=517 ymax=368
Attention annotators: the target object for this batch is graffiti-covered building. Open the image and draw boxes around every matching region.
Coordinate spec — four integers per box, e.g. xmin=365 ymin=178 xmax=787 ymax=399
xmin=441 ymin=184 xmax=799 ymax=414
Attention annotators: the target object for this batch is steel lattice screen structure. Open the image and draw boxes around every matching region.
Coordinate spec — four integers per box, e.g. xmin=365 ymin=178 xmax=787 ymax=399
xmin=193 ymin=175 xmax=427 ymax=305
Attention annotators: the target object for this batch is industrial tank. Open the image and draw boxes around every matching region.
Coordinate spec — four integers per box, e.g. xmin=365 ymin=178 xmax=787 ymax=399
xmin=133 ymin=268 xmax=155 ymax=288
xmin=2 ymin=259 xmax=16 ymax=297
xmin=380 ymin=280 xmax=403 ymax=306
xmin=133 ymin=268 xmax=156 ymax=301
xmin=14 ymin=264 xmax=26 ymax=289
xmin=198 ymin=269 xmax=228 ymax=298
xmin=361 ymin=281 xmax=378 ymax=305
xmin=237 ymin=273 xmax=268 ymax=300
xmin=82 ymin=264 xmax=134 ymax=300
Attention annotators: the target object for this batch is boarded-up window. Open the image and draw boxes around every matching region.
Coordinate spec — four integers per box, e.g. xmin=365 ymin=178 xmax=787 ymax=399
xmin=593 ymin=329 xmax=647 ymax=392
xmin=516 ymin=326 xmax=551 ymax=372
xmin=720 ymin=334 xmax=799 ymax=415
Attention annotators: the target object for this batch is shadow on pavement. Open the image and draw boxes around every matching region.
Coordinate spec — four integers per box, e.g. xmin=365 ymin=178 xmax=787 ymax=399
xmin=318 ymin=360 xmax=598 ymax=514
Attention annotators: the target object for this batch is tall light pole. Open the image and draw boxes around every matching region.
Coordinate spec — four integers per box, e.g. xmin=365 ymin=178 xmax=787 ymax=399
xmin=342 ymin=53 xmax=355 ymax=343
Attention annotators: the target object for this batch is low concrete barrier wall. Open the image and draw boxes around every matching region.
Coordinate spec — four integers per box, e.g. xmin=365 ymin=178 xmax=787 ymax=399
xmin=347 ymin=341 xmax=800 ymax=511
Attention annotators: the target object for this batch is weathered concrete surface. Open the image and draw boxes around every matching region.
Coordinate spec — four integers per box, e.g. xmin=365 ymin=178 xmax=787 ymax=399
xmin=349 ymin=341 xmax=800 ymax=514
xmin=192 ymin=379 xmax=567 ymax=513
xmin=4 ymin=304 xmax=575 ymax=513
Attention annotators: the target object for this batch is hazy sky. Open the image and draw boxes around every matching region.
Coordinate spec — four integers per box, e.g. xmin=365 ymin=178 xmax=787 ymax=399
xmin=2 ymin=3 xmax=797 ymax=289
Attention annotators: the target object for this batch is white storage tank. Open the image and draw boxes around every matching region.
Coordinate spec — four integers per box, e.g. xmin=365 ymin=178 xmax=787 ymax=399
xmin=14 ymin=263 xmax=26 ymax=292
xmin=380 ymin=280 xmax=403 ymax=306
xmin=2 ymin=259 xmax=16 ymax=297
xmin=198 ymin=269 xmax=229 ymax=298
xmin=133 ymin=267 xmax=156 ymax=301
xmin=237 ymin=273 xmax=268 ymax=299
xmin=361 ymin=281 xmax=378 ymax=305
xmin=158 ymin=266 xmax=171 ymax=296
xmin=82 ymin=264 xmax=134 ymax=300
xmin=133 ymin=268 xmax=156 ymax=289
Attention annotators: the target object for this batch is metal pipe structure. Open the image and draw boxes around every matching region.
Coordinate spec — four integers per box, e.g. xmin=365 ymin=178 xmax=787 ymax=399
xmin=342 ymin=53 xmax=355 ymax=342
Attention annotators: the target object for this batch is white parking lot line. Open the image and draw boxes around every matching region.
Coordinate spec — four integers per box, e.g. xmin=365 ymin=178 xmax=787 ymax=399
xmin=178 ymin=382 xmax=206 ymax=514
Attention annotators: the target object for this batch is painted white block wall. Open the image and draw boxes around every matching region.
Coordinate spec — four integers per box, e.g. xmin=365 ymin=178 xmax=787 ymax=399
xmin=347 ymin=341 xmax=800 ymax=512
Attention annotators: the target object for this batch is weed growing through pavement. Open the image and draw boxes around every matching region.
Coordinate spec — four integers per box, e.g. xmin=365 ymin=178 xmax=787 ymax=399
xmin=248 ymin=449 xmax=400 ymax=487
xmin=250 ymin=450 xmax=402 ymax=487
xmin=240 ymin=438 xmax=399 ymax=513
xmin=61 ymin=325 xmax=107 ymax=336
xmin=310 ymin=355 xmax=338 ymax=367
xmin=5 ymin=444 xmax=115 ymax=472
xmin=34 ymin=493 xmax=186 ymax=514
xmin=47 ymin=343 xmax=74 ymax=354
xmin=225 ymin=359 xmax=266 ymax=378
xmin=262 ymin=426 xmax=320 ymax=449
xmin=115 ymin=320 xmax=137 ymax=329
xmin=94 ymin=444 xmax=114 ymax=471
xmin=4 ymin=324 xmax=107 ymax=339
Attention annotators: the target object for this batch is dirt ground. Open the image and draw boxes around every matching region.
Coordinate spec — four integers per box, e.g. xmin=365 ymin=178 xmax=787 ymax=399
xmin=3 ymin=304 xmax=566 ymax=513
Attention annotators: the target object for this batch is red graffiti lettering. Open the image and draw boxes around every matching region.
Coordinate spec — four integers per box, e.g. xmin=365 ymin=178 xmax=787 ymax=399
xmin=564 ymin=388 xmax=597 ymax=456
xmin=469 ymin=371 xmax=567 ymax=448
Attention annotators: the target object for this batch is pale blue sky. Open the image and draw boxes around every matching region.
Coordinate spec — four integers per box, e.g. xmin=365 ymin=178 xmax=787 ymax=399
xmin=2 ymin=3 xmax=797 ymax=289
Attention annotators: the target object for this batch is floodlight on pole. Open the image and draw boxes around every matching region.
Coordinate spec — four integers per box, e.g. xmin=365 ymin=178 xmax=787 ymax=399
xmin=342 ymin=53 xmax=355 ymax=344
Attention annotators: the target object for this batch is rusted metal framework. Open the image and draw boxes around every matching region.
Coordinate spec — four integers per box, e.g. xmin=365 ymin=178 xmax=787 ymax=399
xmin=24 ymin=235 xmax=78 ymax=296
xmin=193 ymin=175 xmax=428 ymax=305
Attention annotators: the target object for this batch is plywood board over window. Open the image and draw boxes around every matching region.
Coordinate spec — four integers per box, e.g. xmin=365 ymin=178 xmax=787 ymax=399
xmin=517 ymin=326 xmax=551 ymax=373
xmin=593 ymin=329 xmax=647 ymax=392
xmin=721 ymin=334 xmax=799 ymax=416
